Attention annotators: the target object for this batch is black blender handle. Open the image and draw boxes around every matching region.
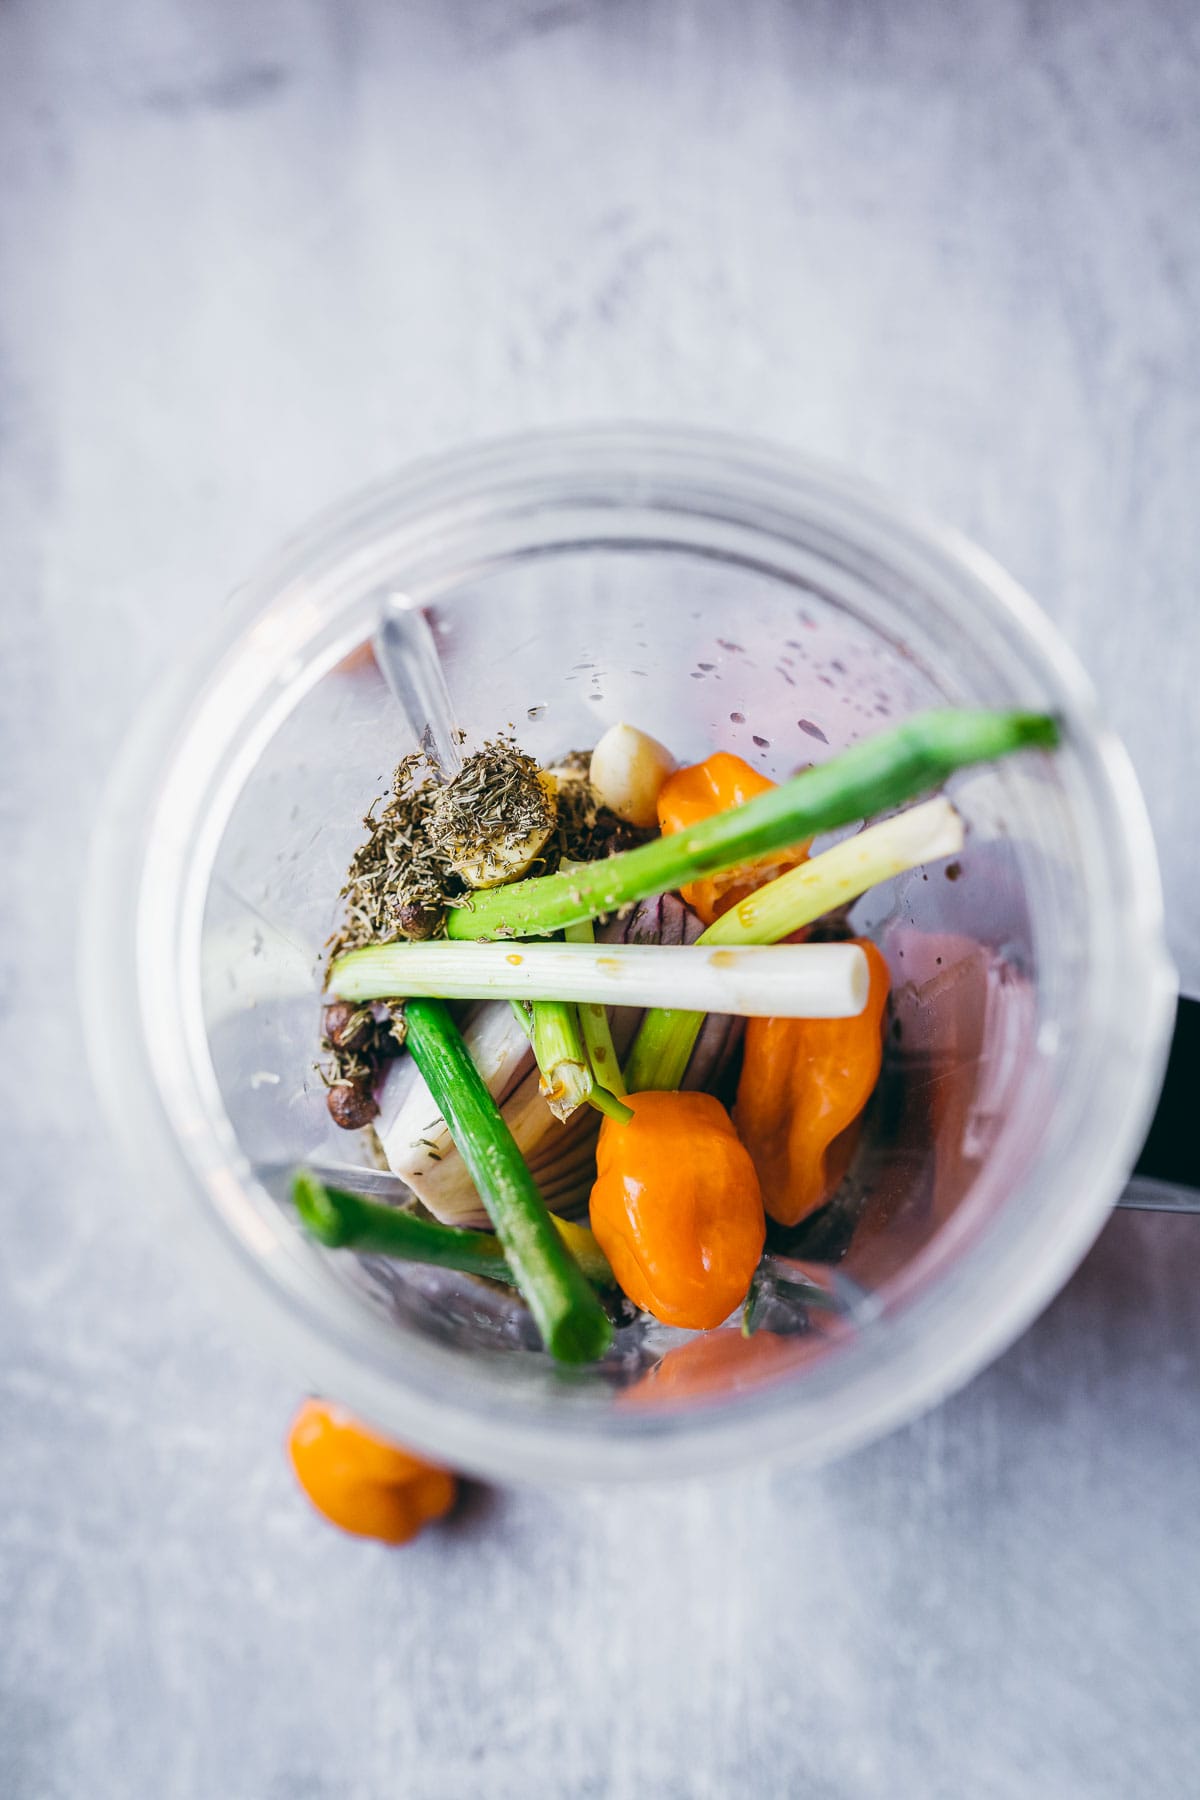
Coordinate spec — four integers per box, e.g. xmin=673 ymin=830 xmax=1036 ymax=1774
xmin=1121 ymin=995 xmax=1200 ymax=1210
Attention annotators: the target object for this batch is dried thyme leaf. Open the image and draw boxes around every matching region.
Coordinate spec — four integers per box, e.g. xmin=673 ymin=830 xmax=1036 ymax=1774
xmin=327 ymin=752 xmax=460 ymax=961
xmin=427 ymin=738 xmax=556 ymax=883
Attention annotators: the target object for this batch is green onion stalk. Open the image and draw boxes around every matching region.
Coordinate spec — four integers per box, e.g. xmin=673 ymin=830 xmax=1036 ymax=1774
xmin=442 ymin=710 xmax=1057 ymax=941
xmin=530 ymin=999 xmax=592 ymax=1121
xmin=624 ymin=794 xmax=964 ymax=1092
xmin=564 ymin=918 xmax=634 ymax=1122
xmin=401 ymin=998 xmax=613 ymax=1363
xmin=327 ymin=938 xmax=867 ymax=1018
xmin=293 ymin=1168 xmax=614 ymax=1289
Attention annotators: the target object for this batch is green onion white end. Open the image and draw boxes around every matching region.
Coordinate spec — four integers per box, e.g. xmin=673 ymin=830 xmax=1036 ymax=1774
xmin=330 ymin=938 xmax=870 ymax=1019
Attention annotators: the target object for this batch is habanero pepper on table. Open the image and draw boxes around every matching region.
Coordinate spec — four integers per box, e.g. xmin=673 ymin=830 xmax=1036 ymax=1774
xmin=287 ymin=1400 xmax=457 ymax=1545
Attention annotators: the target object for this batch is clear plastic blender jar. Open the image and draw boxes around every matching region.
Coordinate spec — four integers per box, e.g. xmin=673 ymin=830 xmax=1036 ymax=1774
xmin=83 ymin=427 xmax=1176 ymax=1481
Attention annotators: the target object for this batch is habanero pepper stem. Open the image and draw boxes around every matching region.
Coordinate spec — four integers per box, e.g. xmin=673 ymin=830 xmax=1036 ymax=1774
xmin=292 ymin=1169 xmax=615 ymax=1289
xmin=624 ymin=795 xmax=965 ymax=1093
xmin=587 ymin=1084 xmax=635 ymax=1125
xmin=401 ymin=998 xmax=613 ymax=1365
xmin=442 ymin=710 xmax=1057 ymax=941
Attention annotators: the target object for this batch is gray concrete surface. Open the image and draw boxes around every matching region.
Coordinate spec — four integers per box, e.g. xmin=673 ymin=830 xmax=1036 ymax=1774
xmin=2 ymin=1 xmax=1198 ymax=1795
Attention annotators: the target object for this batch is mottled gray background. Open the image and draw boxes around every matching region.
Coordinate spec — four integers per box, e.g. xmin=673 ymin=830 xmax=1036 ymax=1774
xmin=2 ymin=1 xmax=1198 ymax=1796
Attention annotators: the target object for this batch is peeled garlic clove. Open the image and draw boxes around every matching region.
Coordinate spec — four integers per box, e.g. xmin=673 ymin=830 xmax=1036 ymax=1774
xmin=588 ymin=723 xmax=676 ymax=829
xmin=446 ymin=771 xmax=558 ymax=888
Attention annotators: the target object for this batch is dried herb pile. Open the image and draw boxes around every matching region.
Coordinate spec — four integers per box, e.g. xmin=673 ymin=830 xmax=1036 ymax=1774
xmin=428 ymin=740 xmax=554 ymax=873
xmin=327 ymin=752 xmax=457 ymax=961
xmin=329 ymin=741 xmax=647 ymax=961
xmin=322 ymin=738 xmax=645 ymax=1106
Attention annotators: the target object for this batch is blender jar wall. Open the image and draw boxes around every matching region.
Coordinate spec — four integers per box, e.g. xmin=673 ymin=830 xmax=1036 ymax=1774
xmin=84 ymin=429 xmax=1175 ymax=1480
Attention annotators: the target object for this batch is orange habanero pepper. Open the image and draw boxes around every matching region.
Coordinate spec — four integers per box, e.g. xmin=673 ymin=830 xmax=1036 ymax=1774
xmin=656 ymin=751 xmax=810 ymax=926
xmin=735 ymin=939 xmax=891 ymax=1228
xmin=589 ymin=1090 xmax=765 ymax=1330
xmin=287 ymin=1400 xmax=457 ymax=1545
xmin=624 ymin=1326 xmax=804 ymax=1406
